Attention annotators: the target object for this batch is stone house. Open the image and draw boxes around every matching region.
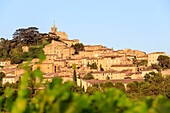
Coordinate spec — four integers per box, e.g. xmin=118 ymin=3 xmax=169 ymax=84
xmin=111 ymin=64 xmax=137 ymax=72
xmin=0 ymin=60 xmax=11 ymax=67
xmin=43 ymin=40 xmax=75 ymax=60
xmin=22 ymin=46 xmax=29 ymax=52
xmin=2 ymin=76 xmax=19 ymax=84
xmin=92 ymin=70 xmax=130 ymax=80
xmin=148 ymin=52 xmax=166 ymax=66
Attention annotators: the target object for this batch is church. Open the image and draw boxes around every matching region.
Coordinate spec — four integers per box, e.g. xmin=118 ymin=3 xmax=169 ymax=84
xmin=49 ymin=22 xmax=68 ymax=40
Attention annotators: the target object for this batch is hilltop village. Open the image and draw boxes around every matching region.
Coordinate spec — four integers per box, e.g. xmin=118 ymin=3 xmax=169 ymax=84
xmin=0 ymin=23 xmax=169 ymax=91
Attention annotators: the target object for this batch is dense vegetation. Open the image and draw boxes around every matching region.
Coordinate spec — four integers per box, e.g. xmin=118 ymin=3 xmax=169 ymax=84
xmin=0 ymin=58 xmax=170 ymax=112
xmin=0 ymin=27 xmax=59 ymax=63
xmin=71 ymin=43 xmax=85 ymax=54
xmin=0 ymin=67 xmax=170 ymax=113
xmin=150 ymin=55 xmax=170 ymax=72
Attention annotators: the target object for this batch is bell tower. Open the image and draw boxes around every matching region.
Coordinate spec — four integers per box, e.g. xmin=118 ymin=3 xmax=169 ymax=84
xmin=49 ymin=21 xmax=68 ymax=40
xmin=50 ymin=21 xmax=57 ymax=33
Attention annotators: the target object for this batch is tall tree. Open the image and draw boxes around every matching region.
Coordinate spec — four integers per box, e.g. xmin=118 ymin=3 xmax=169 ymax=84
xmin=157 ymin=55 xmax=170 ymax=69
xmin=72 ymin=64 xmax=77 ymax=83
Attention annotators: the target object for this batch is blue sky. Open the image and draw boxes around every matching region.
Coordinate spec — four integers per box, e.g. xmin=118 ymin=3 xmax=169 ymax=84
xmin=0 ymin=0 xmax=170 ymax=54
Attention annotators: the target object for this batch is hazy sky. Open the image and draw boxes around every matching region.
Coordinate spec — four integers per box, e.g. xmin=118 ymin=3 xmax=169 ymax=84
xmin=0 ymin=0 xmax=170 ymax=54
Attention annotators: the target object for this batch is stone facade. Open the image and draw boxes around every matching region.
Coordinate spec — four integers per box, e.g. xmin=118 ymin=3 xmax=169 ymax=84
xmin=2 ymin=76 xmax=18 ymax=84
xmin=2 ymin=23 xmax=168 ymax=86
xmin=50 ymin=23 xmax=68 ymax=40
xmin=148 ymin=52 xmax=166 ymax=66
xmin=22 ymin=46 xmax=29 ymax=52
xmin=43 ymin=40 xmax=75 ymax=60
xmin=0 ymin=60 xmax=11 ymax=67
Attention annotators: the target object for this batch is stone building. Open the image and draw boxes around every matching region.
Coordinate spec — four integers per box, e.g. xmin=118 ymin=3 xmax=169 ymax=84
xmin=0 ymin=60 xmax=11 ymax=67
xmin=136 ymin=55 xmax=148 ymax=61
xmin=62 ymin=39 xmax=79 ymax=47
xmin=111 ymin=64 xmax=137 ymax=72
xmin=124 ymin=48 xmax=146 ymax=56
xmin=50 ymin=22 xmax=68 ymax=40
xmin=92 ymin=70 xmax=131 ymax=80
xmin=2 ymin=76 xmax=19 ymax=84
xmin=148 ymin=52 xmax=166 ymax=66
xmin=84 ymin=45 xmax=104 ymax=51
xmin=22 ymin=46 xmax=29 ymax=52
xmin=32 ymin=60 xmax=54 ymax=73
xmin=43 ymin=40 xmax=75 ymax=60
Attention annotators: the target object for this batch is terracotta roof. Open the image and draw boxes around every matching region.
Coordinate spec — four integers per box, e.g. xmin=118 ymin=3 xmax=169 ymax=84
xmin=85 ymin=79 xmax=144 ymax=85
xmin=92 ymin=69 xmax=131 ymax=74
xmin=84 ymin=45 xmax=103 ymax=47
xmin=111 ymin=64 xmax=135 ymax=67
xmin=43 ymin=73 xmax=58 ymax=77
xmin=62 ymin=39 xmax=75 ymax=42
xmin=46 ymin=54 xmax=58 ymax=56
xmin=148 ymin=52 xmax=166 ymax=54
xmin=3 ymin=76 xmax=16 ymax=78
xmin=43 ymin=76 xmax=57 ymax=79
xmin=54 ymin=59 xmax=66 ymax=61
xmin=80 ymin=50 xmax=93 ymax=52
xmin=137 ymin=55 xmax=148 ymax=58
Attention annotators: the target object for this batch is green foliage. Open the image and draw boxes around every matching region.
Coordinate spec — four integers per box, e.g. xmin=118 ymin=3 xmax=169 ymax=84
xmin=11 ymin=55 xmax=23 ymax=64
xmin=157 ymin=55 xmax=170 ymax=69
xmin=101 ymin=81 xmax=114 ymax=89
xmin=83 ymin=73 xmax=94 ymax=80
xmin=133 ymin=56 xmax=148 ymax=67
xmin=70 ymin=84 xmax=84 ymax=94
xmin=71 ymin=43 xmax=85 ymax=54
xmin=0 ymin=72 xmax=5 ymax=81
xmin=28 ymin=46 xmax=44 ymax=59
xmin=73 ymin=69 xmax=77 ymax=83
xmin=0 ymin=27 xmax=51 ymax=62
xmin=114 ymin=82 xmax=126 ymax=92
xmin=86 ymin=87 xmax=100 ymax=95
xmin=0 ymin=70 xmax=170 ymax=112
xmin=1 ymin=53 xmax=170 ymax=112
xmin=138 ymin=60 xmax=148 ymax=66
xmin=126 ymin=82 xmax=139 ymax=94
xmin=87 ymin=62 xmax=98 ymax=69
xmin=151 ymin=64 xmax=161 ymax=72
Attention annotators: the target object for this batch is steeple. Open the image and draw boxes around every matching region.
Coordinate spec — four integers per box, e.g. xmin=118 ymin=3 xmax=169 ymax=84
xmin=53 ymin=21 xmax=56 ymax=28
xmin=51 ymin=21 xmax=57 ymax=33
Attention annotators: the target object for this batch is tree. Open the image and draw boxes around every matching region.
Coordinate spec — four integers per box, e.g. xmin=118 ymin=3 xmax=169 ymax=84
xmin=0 ymin=72 xmax=5 ymax=85
xmin=86 ymin=86 xmax=100 ymax=95
xmin=70 ymin=84 xmax=84 ymax=94
xmin=28 ymin=46 xmax=44 ymax=58
xmin=73 ymin=69 xmax=77 ymax=83
xmin=138 ymin=60 xmax=148 ymax=66
xmin=100 ymin=64 xmax=104 ymax=71
xmin=114 ymin=82 xmax=126 ymax=92
xmin=142 ymin=72 xmax=165 ymax=97
xmin=12 ymin=27 xmax=42 ymax=46
xmin=101 ymin=81 xmax=113 ymax=89
xmin=90 ymin=62 xmax=98 ymax=69
xmin=83 ymin=73 xmax=94 ymax=80
xmin=151 ymin=64 xmax=161 ymax=72
xmin=0 ymin=72 xmax=5 ymax=80
xmin=126 ymin=82 xmax=138 ymax=94
xmin=11 ymin=55 xmax=23 ymax=64
xmin=71 ymin=43 xmax=85 ymax=54
xmin=157 ymin=55 xmax=170 ymax=69
xmin=72 ymin=64 xmax=77 ymax=83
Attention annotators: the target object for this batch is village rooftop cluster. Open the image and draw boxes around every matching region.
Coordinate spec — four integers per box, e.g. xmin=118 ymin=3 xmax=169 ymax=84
xmin=0 ymin=23 xmax=169 ymax=91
